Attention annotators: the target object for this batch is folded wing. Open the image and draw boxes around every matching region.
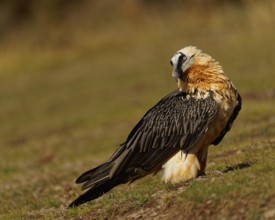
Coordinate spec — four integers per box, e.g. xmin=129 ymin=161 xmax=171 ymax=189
xmin=69 ymin=91 xmax=219 ymax=207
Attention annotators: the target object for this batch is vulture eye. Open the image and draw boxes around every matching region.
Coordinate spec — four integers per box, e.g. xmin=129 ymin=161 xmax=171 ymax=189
xmin=170 ymin=60 xmax=173 ymax=66
xmin=178 ymin=53 xmax=187 ymax=63
xmin=182 ymin=55 xmax=187 ymax=62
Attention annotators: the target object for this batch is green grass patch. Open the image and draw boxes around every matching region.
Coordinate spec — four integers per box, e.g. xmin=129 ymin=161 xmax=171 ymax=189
xmin=1 ymin=3 xmax=275 ymax=219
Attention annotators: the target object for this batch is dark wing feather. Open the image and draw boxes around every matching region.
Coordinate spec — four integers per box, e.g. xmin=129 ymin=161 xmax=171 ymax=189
xmin=108 ymin=91 xmax=219 ymax=179
xmin=69 ymin=90 xmax=220 ymax=207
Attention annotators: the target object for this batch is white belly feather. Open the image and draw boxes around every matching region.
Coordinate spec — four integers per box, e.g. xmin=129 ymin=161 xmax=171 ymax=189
xmin=162 ymin=151 xmax=200 ymax=183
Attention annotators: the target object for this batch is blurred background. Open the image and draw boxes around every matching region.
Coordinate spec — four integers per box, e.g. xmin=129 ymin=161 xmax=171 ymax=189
xmin=1 ymin=0 xmax=275 ymax=219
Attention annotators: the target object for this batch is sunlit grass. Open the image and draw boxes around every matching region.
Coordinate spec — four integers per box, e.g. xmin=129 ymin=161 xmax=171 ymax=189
xmin=0 ymin=3 xmax=275 ymax=219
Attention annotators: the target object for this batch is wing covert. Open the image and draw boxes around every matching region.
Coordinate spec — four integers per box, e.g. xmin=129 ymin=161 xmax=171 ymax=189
xmin=109 ymin=91 xmax=219 ymax=179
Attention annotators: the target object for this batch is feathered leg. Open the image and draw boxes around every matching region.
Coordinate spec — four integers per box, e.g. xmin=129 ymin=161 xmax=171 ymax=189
xmin=162 ymin=151 xmax=200 ymax=183
xmin=196 ymin=146 xmax=209 ymax=176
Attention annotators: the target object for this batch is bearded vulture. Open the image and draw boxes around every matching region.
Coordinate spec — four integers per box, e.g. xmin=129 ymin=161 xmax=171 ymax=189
xmin=69 ymin=46 xmax=242 ymax=207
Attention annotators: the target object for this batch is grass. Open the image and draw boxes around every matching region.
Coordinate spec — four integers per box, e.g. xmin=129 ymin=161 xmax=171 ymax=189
xmin=1 ymin=3 xmax=275 ymax=219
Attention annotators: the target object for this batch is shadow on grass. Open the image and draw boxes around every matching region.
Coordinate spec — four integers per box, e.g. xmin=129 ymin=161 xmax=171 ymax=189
xmin=222 ymin=162 xmax=252 ymax=173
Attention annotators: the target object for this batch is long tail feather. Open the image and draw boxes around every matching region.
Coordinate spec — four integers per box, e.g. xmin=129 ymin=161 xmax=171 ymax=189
xmin=76 ymin=162 xmax=114 ymax=191
xmin=76 ymin=162 xmax=113 ymax=184
xmin=68 ymin=177 xmax=122 ymax=208
xmin=68 ymin=161 xmax=124 ymax=208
